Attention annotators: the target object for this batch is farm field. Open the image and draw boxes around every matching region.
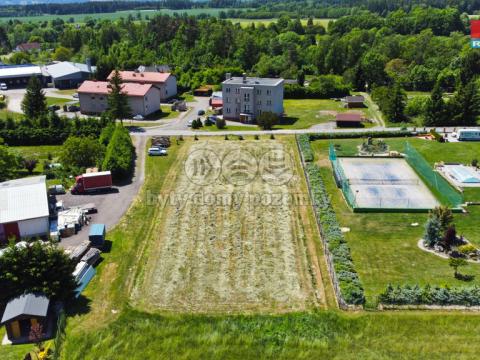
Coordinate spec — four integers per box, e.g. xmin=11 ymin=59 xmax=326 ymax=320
xmin=311 ymin=138 xmax=480 ymax=305
xmin=229 ymin=18 xmax=333 ymax=28
xmin=0 ymin=8 xmax=247 ymax=23
xmin=132 ymin=137 xmax=324 ymax=313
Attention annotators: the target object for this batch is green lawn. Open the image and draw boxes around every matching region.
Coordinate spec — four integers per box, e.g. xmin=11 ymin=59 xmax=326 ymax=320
xmin=279 ymin=99 xmax=369 ymax=130
xmin=10 ymin=145 xmax=62 ymax=176
xmin=46 ymin=97 xmax=72 ymax=107
xmin=54 ymin=89 xmax=77 ymax=96
xmin=0 ymin=328 xmax=35 ymax=360
xmin=311 ymin=138 xmax=480 ymax=305
xmin=0 ymin=108 xmax=22 ymax=121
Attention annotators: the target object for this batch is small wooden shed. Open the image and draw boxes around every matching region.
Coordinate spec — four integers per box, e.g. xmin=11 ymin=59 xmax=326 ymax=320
xmin=89 ymin=223 xmax=106 ymax=248
xmin=1 ymin=293 xmax=50 ymax=343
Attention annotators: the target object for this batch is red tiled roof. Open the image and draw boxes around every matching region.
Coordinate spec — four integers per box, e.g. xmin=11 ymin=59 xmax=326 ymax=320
xmin=108 ymin=71 xmax=171 ymax=84
xmin=78 ymin=81 xmax=153 ymax=97
xmin=16 ymin=42 xmax=41 ymax=51
xmin=336 ymin=113 xmax=363 ymax=122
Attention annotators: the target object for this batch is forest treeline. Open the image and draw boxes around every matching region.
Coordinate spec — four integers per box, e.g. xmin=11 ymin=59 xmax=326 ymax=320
xmin=2 ymin=0 xmax=480 ymax=19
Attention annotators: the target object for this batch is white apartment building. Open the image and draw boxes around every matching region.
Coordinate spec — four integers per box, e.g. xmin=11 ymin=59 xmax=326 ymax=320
xmin=222 ymin=74 xmax=284 ymax=123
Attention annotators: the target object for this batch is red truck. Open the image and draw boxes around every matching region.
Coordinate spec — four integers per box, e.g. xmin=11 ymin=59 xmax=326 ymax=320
xmin=71 ymin=171 xmax=113 ymax=194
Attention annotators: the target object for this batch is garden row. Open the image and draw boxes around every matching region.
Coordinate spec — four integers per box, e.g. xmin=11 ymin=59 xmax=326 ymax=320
xmin=297 ymin=135 xmax=365 ymax=307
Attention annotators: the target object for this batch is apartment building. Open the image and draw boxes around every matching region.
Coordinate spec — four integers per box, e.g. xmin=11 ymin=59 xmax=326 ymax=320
xmin=222 ymin=74 xmax=284 ymax=123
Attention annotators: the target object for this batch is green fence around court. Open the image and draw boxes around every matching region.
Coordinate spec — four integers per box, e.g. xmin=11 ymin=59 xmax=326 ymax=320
xmin=404 ymin=142 xmax=464 ymax=208
xmin=329 ymin=144 xmax=357 ymax=208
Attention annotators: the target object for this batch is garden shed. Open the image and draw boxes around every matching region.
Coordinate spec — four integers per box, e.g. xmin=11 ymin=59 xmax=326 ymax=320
xmin=89 ymin=224 xmax=106 ymax=248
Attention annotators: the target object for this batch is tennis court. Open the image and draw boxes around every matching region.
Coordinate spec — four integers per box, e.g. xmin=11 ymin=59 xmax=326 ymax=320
xmin=337 ymin=157 xmax=439 ymax=210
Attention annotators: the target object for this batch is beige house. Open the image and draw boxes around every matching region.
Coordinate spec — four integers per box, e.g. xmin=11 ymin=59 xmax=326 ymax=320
xmin=222 ymin=74 xmax=284 ymax=123
xmin=108 ymin=70 xmax=177 ymax=101
xmin=78 ymin=81 xmax=161 ymax=117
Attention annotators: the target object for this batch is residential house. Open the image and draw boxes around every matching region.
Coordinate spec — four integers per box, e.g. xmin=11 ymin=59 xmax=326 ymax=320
xmin=108 ymin=70 xmax=177 ymax=101
xmin=15 ymin=42 xmax=41 ymax=52
xmin=0 ymin=176 xmax=49 ymax=244
xmin=78 ymin=80 xmax=161 ymax=116
xmin=222 ymin=73 xmax=284 ymax=123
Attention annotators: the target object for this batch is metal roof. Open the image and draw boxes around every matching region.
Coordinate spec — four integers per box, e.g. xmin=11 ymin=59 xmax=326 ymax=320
xmin=0 ymin=176 xmax=49 ymax=224
xmin=222 ymin=77 xmax=284 ymax=86
xmin=43 ymin=61 xmax=96 ymax=79
xmin=1 ymin=293 xmax=49 ymax=323
xmin=0 ymin=65 xmax=42 ymax=79
xmin=89 ymin=224 xmax=105 ymax=237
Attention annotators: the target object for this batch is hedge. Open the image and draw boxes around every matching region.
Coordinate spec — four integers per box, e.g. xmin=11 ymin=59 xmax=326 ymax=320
xmin=297 ymin=134 xmax=314 ymax=162
xmin=379 ymin=284 xmax=480 ymax=306
xmin=305 ymin=162 xmax=365 ymax=305
xmin=308 ymin=130 xmax=423 ymax=141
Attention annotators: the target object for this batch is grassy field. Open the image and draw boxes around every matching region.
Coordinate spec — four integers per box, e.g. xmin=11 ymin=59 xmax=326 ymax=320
xmin=229 ymin=18 xmax=333 ymax=28
xmin=311 ymin=138 xmax=480 ymax=305
xmin=132 ymin=138 xmax=323 ymax=313
xmin=10 ymin=145 xmax=62 ymax=176
xmin=279 ymin=99 xmax=370 ymax=130
xmin=46 ymin=97 xmax=72 ymax=107
xmin=0 ymin=8 xmax=245 ymax=23
xmin=6 ymin=135 xmax=475 ymax=359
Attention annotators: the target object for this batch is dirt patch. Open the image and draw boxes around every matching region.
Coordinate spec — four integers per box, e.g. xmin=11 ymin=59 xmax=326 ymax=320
xmin=133 ymin=139 xmax=322 ymax=313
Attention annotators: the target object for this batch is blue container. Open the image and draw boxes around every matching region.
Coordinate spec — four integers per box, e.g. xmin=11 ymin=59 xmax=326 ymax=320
xmin=89 ymin=224 xmax=106 ymax=248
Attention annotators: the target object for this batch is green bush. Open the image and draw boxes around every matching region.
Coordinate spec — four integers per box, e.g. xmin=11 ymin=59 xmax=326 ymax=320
xmin=305 ymin=162 xmax=365 ymax=305
xmin=297 ymin=134 xmax=314 ymax=162
xmin=379 ymin=284 xmax=480 ymax=306
xmin=102 ymin=125 xmax=135 ymax=181
xmin=458 ymin=244 xmax=477 ymax=255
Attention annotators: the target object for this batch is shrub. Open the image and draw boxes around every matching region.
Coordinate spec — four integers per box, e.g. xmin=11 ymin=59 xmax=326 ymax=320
xmin=305 ymin=162 xmax=365 ymax=305
xmin=216 ymin=118 xmax=226 ymax=129
xmin=379 ymin=284 xmax=480 ymax=306
xmin=308 ymin=130 xmax=422 ymax=141
xmin=297 ymin=134 xmax=314 ymax=162
xmin=429 ymin=129 xmax=445 ymax=143
xmin=102 ymin=125 xmax=135 ymax=181
xmin=458 ymin=244 xmax=477 ymax=255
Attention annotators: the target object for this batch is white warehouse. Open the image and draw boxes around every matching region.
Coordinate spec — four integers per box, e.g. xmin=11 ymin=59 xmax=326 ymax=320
xmin=0 ymin=176 xmax=50 ymax=244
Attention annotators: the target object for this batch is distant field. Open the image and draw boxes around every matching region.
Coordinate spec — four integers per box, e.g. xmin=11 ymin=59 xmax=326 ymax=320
xmin=228 ymin=18 xmax=333 ymax=28
xmin=0 ymin=8 xmax=247 ymax=23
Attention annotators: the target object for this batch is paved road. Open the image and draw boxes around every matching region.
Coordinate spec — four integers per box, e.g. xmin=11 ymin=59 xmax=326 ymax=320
xmin=57 ymin=136 xmax=146 ymax=250
xmin=2 ymin=88 xmax=74 ymax=113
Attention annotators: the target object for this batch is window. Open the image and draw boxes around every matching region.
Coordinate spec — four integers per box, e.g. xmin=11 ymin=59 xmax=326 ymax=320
xmin=99 ymin=97 xmax=104 ymax=100
xmin=244 ymin=105 xmax=250 ymax=112
xmin=267 ymin=100 xmax=272 ymax=106
xmin=256 ymin=89 xmax=261 ymax=95
xmin=145 ymin=96 xmax=148 ymax=101
xmin=235 ymin=88 xmax=240 ymax=94
xmin=244 ymin=93 xmax=250 ymax=102
xmin=226 ymin=87 xmax=231 ymax=93
xmin=266 ymin=89 xmax=271 ymax=96
xmin=91 ymin=96 xmax=95 ymax=100
xmin=226 ymin=107 xmax=231 ymax=113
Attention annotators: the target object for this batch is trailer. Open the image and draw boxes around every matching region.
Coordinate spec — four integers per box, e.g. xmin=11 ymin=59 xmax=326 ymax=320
xmin=71 ymin=171 xmax=112 ymax=194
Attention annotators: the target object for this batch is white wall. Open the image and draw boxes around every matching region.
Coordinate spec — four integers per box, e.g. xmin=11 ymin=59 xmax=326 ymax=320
xmin=18 ymin=217 xmax=49 ymax=238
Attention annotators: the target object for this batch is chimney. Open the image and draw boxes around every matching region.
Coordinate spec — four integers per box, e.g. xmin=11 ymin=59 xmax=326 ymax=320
xmin=86 ymin=58 xmax=92 ymax=73
xmin=242 ymin=73 xmax=247 ymax=83
xmin=225 ymin=72 xmax=231 ymax=80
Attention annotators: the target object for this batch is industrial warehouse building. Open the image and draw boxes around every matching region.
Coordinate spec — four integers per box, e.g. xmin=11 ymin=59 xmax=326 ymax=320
xmin=108 ymin=70 xmax=177 ymax=101
xmin=43 ymin=60 xmax=96 ymax=89
xmin=0 ymin=176 xmax=50 ymax=243
xmin=78 ymin=80 xmax=161 ymax=116
xmin=0 ymin=64 xmax=43 ymax=88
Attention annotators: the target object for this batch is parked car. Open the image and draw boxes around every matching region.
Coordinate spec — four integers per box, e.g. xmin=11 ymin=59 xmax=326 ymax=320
xmin=187 ymin=119 xmax=194 ymax=127
xmin=197 ymin=109 xmax=205 ymax=116
xmin=167 ymin=98 xmax=178 ymax=104
xmin=148 ymin=147 xmax=167 ymax=156
xmin=48 ymin=105 xmax=60 ymax=111
xmin=49 ymin=184 xmax=66 ymax=195
xmin=0 ymin=83 xmax=7 ymax=90
xmin=133 ymin=114 xmax=144 ymax=120
xmin=72 ymin=93 xmax=79 ymax=99
xmin=67 ymin=105 xmax=80 ymax=112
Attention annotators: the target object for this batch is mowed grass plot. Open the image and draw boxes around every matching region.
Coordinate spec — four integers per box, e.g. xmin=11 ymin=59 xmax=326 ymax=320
xmin=279 ymin=99 xmax=370 ymax=130
xmin=311 ymin=138 xmax=480 ymax=305
xmin=133 ymin=137 xmax=324 ymax=313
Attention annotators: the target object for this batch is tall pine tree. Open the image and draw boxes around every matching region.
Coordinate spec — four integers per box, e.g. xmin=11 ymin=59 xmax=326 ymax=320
xmin=21 ymin=76 xmax=46 ymax=119
xmin=383 ymin=81 xmax=407 ymax=123
xmin=107 ymin=69 xmax=130 ymax=123
xmin=449 ymin=80 xmax=480 ymax=126
xmin=423 ymin=81 xmax=446 ymax=126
